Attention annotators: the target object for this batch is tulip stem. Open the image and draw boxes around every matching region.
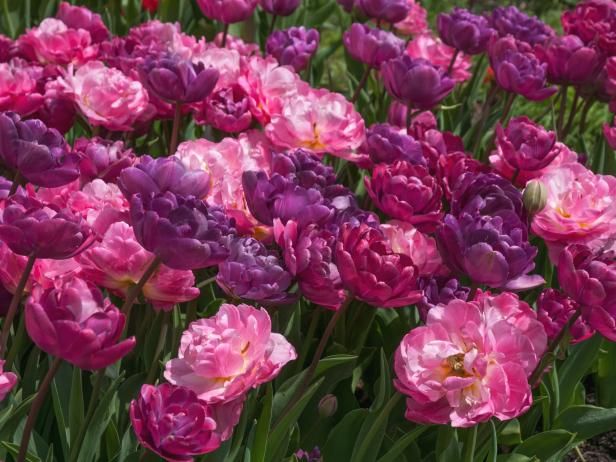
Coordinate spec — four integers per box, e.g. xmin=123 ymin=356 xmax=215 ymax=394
xmin=269 ymin=14 xmax=278 ymax=36
xmin=197 ymin=275 xmax=218 ymax=288
xmin=528 ymin=305 xmax=583 ymax=387
xmin=272 ymin=296 xmax=352 ymax=429
xmin=221 ymin=23 xmax=230 ymax=48
xmin=511 ymin=168 xmax=520 ymax=186
xmin=169 ymin=103 xmax=182 ymax=156
xmin=145 ymin=311 xmax=171 ymax=385
xmin=579 ymin=98 xmax=595 ymax=135
xmin=121 ymin=256 xmax=162 ymax=317
xmin=8 ymin=170 xmax=21 ymax=196
xmin=293 ymin=308 xmax=321 ymax=375
xmin=556 ymin=86 xmax=568 ymax=138
xmin=447 ymin=49 xmax=460 ymax=76
xmin=18 ymin=356 xmax=63 ymax=462
xmin=0 ymin=253 xmax=36 ymax=356
xmin=69 ymin=370 xmax=106 ymax=462
xmin=499 ymin=92 xmax=516 ymax=124
xmin=563 ymin=89 xmax=580 ymax=136
xmin=351 ymin=66 xmax=372 ymax=104
xmin=472 ymin=83 xmax=498 ymax=158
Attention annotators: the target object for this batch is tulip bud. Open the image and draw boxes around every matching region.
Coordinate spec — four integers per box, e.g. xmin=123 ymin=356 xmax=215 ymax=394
xmin=523 ymin=180 xmax=547 ymax=216
xmin=318 ymin=394 xmax=338 ymax=417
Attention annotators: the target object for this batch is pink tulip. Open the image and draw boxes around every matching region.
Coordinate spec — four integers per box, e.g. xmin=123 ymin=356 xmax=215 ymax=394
xmin=58 ymin=61 xmax=150 ymax=131
xmin=18 ymin=18 xmax=98 ymax=65
xmin=165 ymin=303 xmax=297 ymax=403
xmin=406 ymin=33 xmax=472 ymax=82
xmin=604 ymin=121 xmax=616 ymax=150
xmin=265 ymin=88 xmax=365 ymax=160
xmin=214 ymin=33 xmax=261 ymax=56
xmin=394 ymin=0 xmax=429 ymax=36
xmin=0 ymin=360 xmax=16 ymax=402
xmin=394 ymin=292 xmax=547 ymax=427
xmin=56 ymin=2 xmax=110 ymax=43
xmin=25 ymin=276 xmax=136 ymax=370
xmin=0 ymin=59 xmax=45 ymax=116
xmin=78 ymin=222 xmax=199 ymax=310
xmin=192 ymin=47 xmax=241 ymax=91
xmin=380 ymin=220 xmax=448 ymax=277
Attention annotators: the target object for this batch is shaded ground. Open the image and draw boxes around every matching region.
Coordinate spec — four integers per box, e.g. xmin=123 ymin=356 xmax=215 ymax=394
xmin=565 ymin=432 xmax=616 ymax=461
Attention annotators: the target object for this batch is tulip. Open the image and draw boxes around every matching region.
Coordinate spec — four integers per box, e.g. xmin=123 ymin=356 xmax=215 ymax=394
xmin=130 ymin=384 xmax=242 ymax=462
xmin=75 ymin=137 xmax=136 ymax=183
xmin=271 ymin=149 xmax=337 ymax=190
xmin=139 ymin=55 xmax=219 ymax=104
xmin=266 ymin=27 xmax=320 ymax=73
xmin=437 ymin=8 xmax=495 ymax=55
xmin=394 ymin=0 xmax=428 ymax=36
xmin=217 ymin=237 xmax=294 ymax=304
xmin=535 ymin=35 xmax=604 ymax=86
xmin=488 ymin=36 xmax=557 ymax=101
xmin=318 ymin=394 xmax=338 ymax=417
xmin=522 ymin=180 xmax=548 ymax=216
xmin=296 ymin=448 xmax=322 ymax=462
xmin=436 ymin=152 xmax=490 ymax=200
xmin=33 ymin=81 xmax=77 ymax=134
xmin=130 ymin=191 xmax=235 ymax=271
xmin=165 ymin=303 xmax=297 ymax=402
xmin=381 ymin=55 xmax=455 ymax=109
xmin=25 ymin=277 xmax=136 ymax=370
xmin=357 ymin=0 xmax=410 ymax=24
xmin=343 ymin=24 xmax=405 ymax=69
xmin=495 ymin=117 xmax=558 ymax=171
xmin=197 ymin=85 xmax=252 ymax=133
xmin=437 ymin=213 xmax=544 ymax=291
xmin=56 ymin=2 xmax=109 ymax=43
xmin=406 ymin=34 xmax=473 ymax=83
xmin=417 ymin=276 xmax=470 ymax=320
xmin=0 ymin=360 xmax=16 ymax=402
xmin=605 ymin=121 xmax=616 ymax=150
xmin=196 ymin=0 xmax=259 ymax=24
xmin=490 ymin=6 xmax=554 ymax=45
xmin=0 ymin=59 xmax=44 ymax=116
xmin=119 ymin=155 xmax=211 ymax=200
xmin=260 ymin=0 xmax=301 ymax=17
xmin=337 ymin=0 xmax=355 ymax=13
xmin=0 ymin=112 xmax=79 ymax=188
xmin=362 ymin=124 xmax=425 ymax=168
xmin=537 ymin=288 xmax=594 ymax=345
xmin=0 ymin=35 xmax=12 ymax=62
xmin=562 ymin=0 xmax=616 ymax=56
xmin=335 ymin=223 xmax=422 ymax=308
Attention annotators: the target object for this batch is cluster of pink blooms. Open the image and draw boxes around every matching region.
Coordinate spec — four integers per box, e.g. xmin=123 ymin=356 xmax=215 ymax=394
xmin=0 ymin=0 xmax=616 ymax=459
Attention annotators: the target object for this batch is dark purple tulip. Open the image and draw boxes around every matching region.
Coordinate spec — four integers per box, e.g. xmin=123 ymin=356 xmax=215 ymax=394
xmin=33 ymin=89 xmax=77 ymax=135
xmin=217 ymin=237 xmax=294 ymax=304
xmin=451 ymin=172 xmax=525 ymax=221
xmin=139 ymin=55 xmax=219 ymax=104
xmin=242 ymin=171 xmax=333 ymax=228
xmin=537 ymin=288 xmax=594 ymax=345
xmin=437 ymin=8 xmax=495 ymax=55
xmin=0 ymin=176 xmax=15 ymax=199
xmin=357 ymin=0 xmax=410 ymax=24
xmin=365 ymin=162 xmax=443 ymax=232
xmin=534 ymin=35 xmax=604 ymax=86
xmin=119 ymin=155 xmax=210 ymax=200
xmin=259 ymin=0 xmax=301 ymax=16
xmin=491 ymin=6 xmax=555 ymax=45
xmin=363 ymin=123 xmax=425 ymax=167
xmin=417 ymin=276 xmax=470 ymax=321
xmin=266 ymin=27 xmax=319 ymax=73
xmin=488 ymin=36 xmax=558 ymax=101
xmin=0 ymin=283 xmax=12 ymax=317
xmin=271 ymin=149 xmax=337 ymax=190
xmin=495 ymin=116 xmax=558 ymax=171
xmin=199 ymin=85 xmax=252 ymax=133
xmin=436 ymin=212 xmax=544 ymax=291
xmin=343 ymin=23 xmax=405 ymax=69
xmin=56 ymin=1 xmax=110 ymax=43
xmin=381 ymin=56 xmax=455 ymax=110
xmin=296 ymin=448 xmax=322 ymax=462
xmin=0 ymin=195 xmax=92 ymax=259
xmin=0 ymin=112 xmax=79 ymax=188
xmin=130 ymin=192 xmax=235 ymax=271
xmin=337 ymin=0 xmax=355 ymax=13
xmin=75 ymin=137 xmax=136 ymax=184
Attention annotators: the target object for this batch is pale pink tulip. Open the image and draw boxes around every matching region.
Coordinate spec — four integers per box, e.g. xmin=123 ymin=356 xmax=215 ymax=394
xmin=395 ymin=0 xmax=429 ymax=36
xmin=0 ymin=59 xmax=44 ymax=116
xmin=406 ymin=33 xmax=471 ymax=82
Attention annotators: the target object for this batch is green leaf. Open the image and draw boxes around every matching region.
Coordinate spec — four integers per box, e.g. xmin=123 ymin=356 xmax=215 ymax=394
xmin=513 ymin=430 xmax=576 ymax=461
xmin=496 ymin=455 xmax=536 ymax=462
xmin=376 ymin=426 xmax=428 ymax=462
xmin=558 ymin=334 xmax=602 ymax=410
xmin=436 ymin=426 xmax=460 ymax=462
xmin=371 ymin=350 xmax=392 ymax=411
xmin=322 ymin=409 xmax=369 ymax=461
xmin=554 ymin=405 xmax=616 ymax=443
xmin=499 ymin=419 xmax=522 ymax=446
xmin=69 ymin=367 xmax=84 ymax=446
xmin=1 ymin=440 xmax=41 ymax=462
xmin=352 ymin=394 xmax=403 ymax=462
xmin=597 ymin=340 xmax=616 ymax=407
xmin=252 ymin=384 xmax=273 ymax=462
xmin=50 ymin=379 xmax=70 ymax=460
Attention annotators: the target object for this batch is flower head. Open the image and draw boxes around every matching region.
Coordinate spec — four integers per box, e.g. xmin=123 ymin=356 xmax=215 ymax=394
xmin=266 ymin=27 xmax=320 ymax=73
xmin=537 ymin=288 xmax=594 ymax=345
xmin=260 ymin=0 xmax=301 ymax=16
xmin=56 ymin=2 xmax=109 ymax=43
xmin=406 ymin=34 xmax=472 ymax=83
xmin=343 ymin=24 xmax=405 ymax=69
xmin=495 ymin=117 xmax=558 ymax=171
xmin=437 ymin=8 xmax=495 ymax=55
xmin=357 ymin=0 xmax=410 ymax=24
xmin=491 ymin=6 xmax=554 ymax=45
xmin=75 ymin=137 xmax=136 ymax=184
xmin=0 ymin=59 xmax=44 ymax=116
xmin=196 ymin=0 xmax=259 ymax=24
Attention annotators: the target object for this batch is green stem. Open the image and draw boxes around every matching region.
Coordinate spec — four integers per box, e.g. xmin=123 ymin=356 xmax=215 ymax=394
xmin=197 ymin=275 xmax=217 ymax=289
xmin=447 ymin=49 xmax=460 ymax=75
xmin=462 ymin=426 xmax=478 ymax=462
xmin=169 ymin=103 xmax=182 ymax=156
xmin=472 ymin=84 xmax=498 ymax=157
xmin=145 ymin=311 xmax=171 ymax=384
xmin=121 ymin=257 xmax=162 ymax=317
xmin=186 ymin=299 xmax=198 ymax=327
xmin=293 ymin=308 xmax=321 ymax=375
xmin=500 ymin=92 xmax=516 ymax=124
xmin=221 ymin=23 xmax=230 ymax=48
xmin=268 ymin=14 xmax=278 ymax=35
xmin=351 ymin=66 xmax=372 ymax=104
xmin=579 ymin=98 xmax=595 ymax=135
xmin=18 ymin=357 xmax=63 ymax=462
xmin=69 ymin=370 xmax=106 ymax=462
xmin=563 ymin=89 xmax=580 ymax=136
xmin=0 ymin=254 xmax=36 ymax=356
xmin=2 ymin=0 xmax=15 ymax=38
xmin=556 ymin=86 xmax=568 ymax=137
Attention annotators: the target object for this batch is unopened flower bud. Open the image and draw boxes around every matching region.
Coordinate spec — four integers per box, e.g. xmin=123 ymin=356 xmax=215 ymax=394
xmin=318 ymin=394 xmax=338 ymax=418
xmin=523 ymin=179 xmax=547 ymax=216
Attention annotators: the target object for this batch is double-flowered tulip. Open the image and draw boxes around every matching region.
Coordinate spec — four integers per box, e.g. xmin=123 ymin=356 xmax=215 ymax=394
xmin=343 ymin=24 xmax=405 ymax=68
xmin=75 ymin=137 xmax=136 ymax=183
xmin=490 ymin=6 xmax=554 ymax=45
xmin=495 ymin=117 xmax=558 ymax=171
xmin=362 ymin=123 xmax=425 ymax=167
xmin=437 ymin=8 xmax=495 ymax=55
xmin=537 ymin=288 xmax=594 ymax=345
xmin=260 ymin=0 xmax=301 ymax=16
xmin=266 ymin=27 xmax=320 ymax=73
xmin=357 ymin=0 xmax=410 ymax=24
xmin=196 ymin=0 xmax=259 ymax=24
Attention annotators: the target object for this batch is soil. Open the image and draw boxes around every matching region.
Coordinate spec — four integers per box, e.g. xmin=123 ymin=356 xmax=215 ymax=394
xmin=564 ymin=432 xmax=616 ymax=461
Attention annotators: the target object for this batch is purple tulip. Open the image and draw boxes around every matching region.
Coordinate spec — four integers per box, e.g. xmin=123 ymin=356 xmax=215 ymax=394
xmin=357 ymin=0 xmax=410 ymax=24
xmin=495 ymin=117 xmax=558 ymax=171
xmin=119 ymin=155 xmax=211 ymax=199
xmin=275 ymin=221 xmax=346 ymax=310
xmin=56 ymin=1 xmax=110 ymax=43
xmin=25 ymin=277 xmax=136 ymax=370
xmin=242 ymin=171 xmax=333 ymax=228
xmin=200 ymin=85 xmax=252 ymax=133
xmin=130 ymin=383 xmax=242 ymax=461
xmin=451 ymin=172 xmax=526 ymax=221
xmin=534 ymin=35 xmax=604 ymax=86
xmin=130 ymin=192 xmax=235 ymax=271
xmin=436 ymin=212 xmax=544 ymax=291
xmin=296 ymin=448 xmax=322 ymax=462
xmin=259 ymin=0 xmax=301 ymax=16
xmin=417 ymin=276 xmax=470 ymax=321
xmin=0 ymin=112 xmax=79 ymax=188
xmin=139 ymin=55 xmax=219 ymax=104
xmin=491 ymin=6 xmax=555 ymax=45
xmin=343 ymin=23 xmax=405 ymax=69
xmin=33 ymin=91 xmax=77 ymax=135
xmin=363 ymin=123 xmax=425 ymax=168
xmin=75 ymin=137 xmax=136 ymax=184
xmin=488 ymin=36 xmax=558 ymax=101
xmin=271 ymin=149 xmax=337 ymax=190
xmin=335 ymin=223 xmax=422 ymax=308
xmin=196 ymin=0 xmax=258 ymax=24
xmin=217 ymin=237 xmax=294 ymax=304
xmin=537 ymin=288 xmax=594 ymax=345
xmin=437 ymin=8 xmax=495 ymax=55
xmin=0 ymin=195 xmax=92 ymax=259
xmin=337 ymin=0 xmax=355 ymax=13
xmin=266 ymin=27 xmax=320 ymax=73
xmin=381 ymin=56 xmax=455 ymax=109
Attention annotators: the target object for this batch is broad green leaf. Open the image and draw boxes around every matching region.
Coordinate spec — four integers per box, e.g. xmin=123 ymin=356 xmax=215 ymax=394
xmin=1 ymin=440 xmax=41 ymax=462
xmin=497 ymin=455 xmax=536 ymax=462
xmin=499 ymin=419 xmax=522 ymax=446
xmin=352 ymin=394 xmax=403 ymax=462
xmin=558 ymin=334 xmax=602 ymax=410
xmin=513 ymin=430 xmax=576 ymax=461
xmin=554 ymin=405 xmax=616 ymax=443
xmin=597 ymin=340 xmax=616 ymax=407
xmin=252 ymin=384 xmax=273 ymax=462
xmin=376 ymin=427 xmax=428 ymax=462
xmin=69 ymin=367 xmax=84 ymax=446
xmin=436 ymin=426 xmax=460 ymax=462
xmin=322 ymin=409 xmax=368 ymax=461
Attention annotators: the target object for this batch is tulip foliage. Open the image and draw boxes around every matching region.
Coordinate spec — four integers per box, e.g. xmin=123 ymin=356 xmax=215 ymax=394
xmin=0 ymin=1 xmax=615 ymax=462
